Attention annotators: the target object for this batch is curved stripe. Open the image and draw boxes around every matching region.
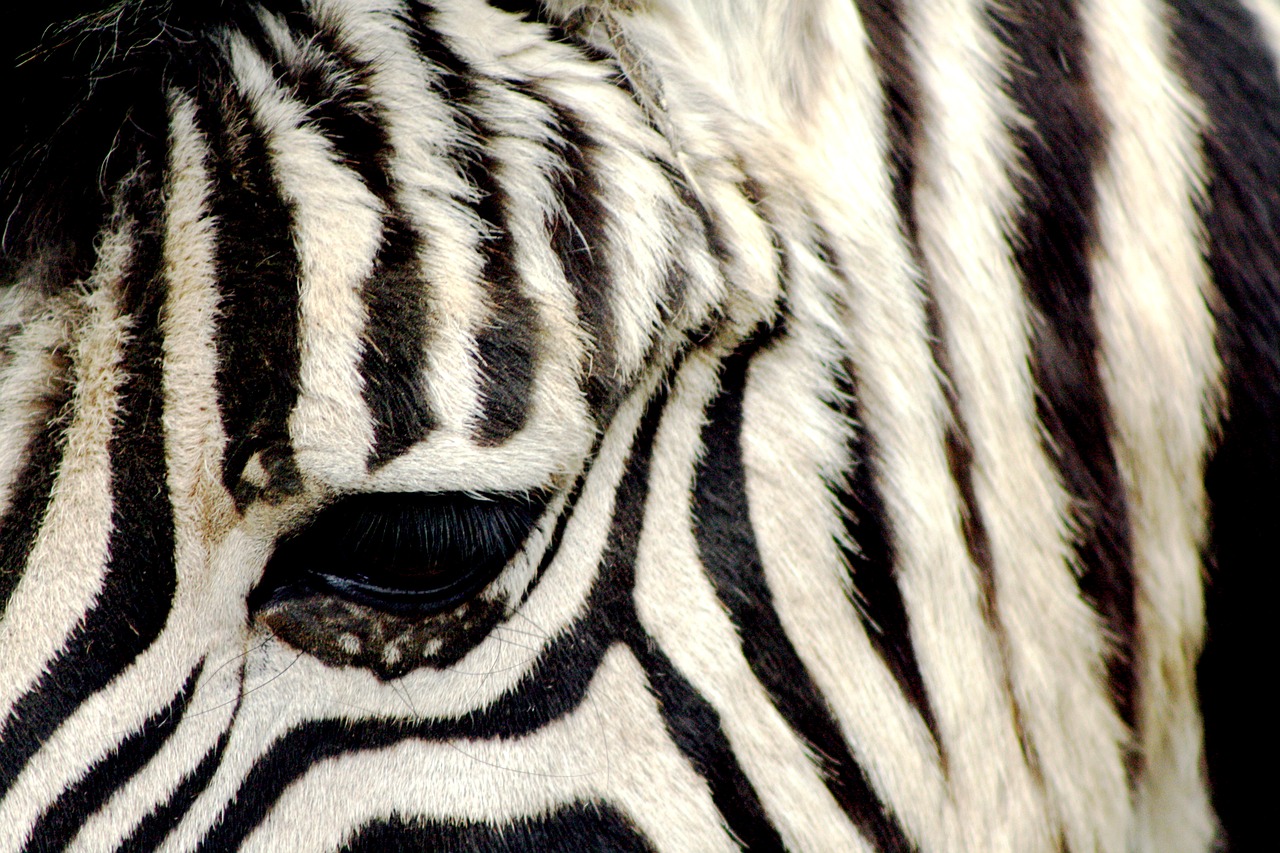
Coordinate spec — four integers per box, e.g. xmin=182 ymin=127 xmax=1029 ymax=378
xmin=696 ymin=325 xmax=913 ymax=850
xmin=22 ymin=664 xmax=203 ymax=852
xmin=338 ymin=802 xmax=656 ymax=853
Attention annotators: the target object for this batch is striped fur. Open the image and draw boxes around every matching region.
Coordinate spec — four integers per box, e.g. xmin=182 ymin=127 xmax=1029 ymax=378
xmin=1 ymin=0 xmax=1275 ymax=849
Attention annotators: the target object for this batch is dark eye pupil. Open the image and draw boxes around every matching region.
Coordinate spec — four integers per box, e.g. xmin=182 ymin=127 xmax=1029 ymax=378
xmin=252 ymin=491 xmax=546 ymax=615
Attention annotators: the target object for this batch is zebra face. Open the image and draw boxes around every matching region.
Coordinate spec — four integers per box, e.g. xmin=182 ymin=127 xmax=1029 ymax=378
xmin=0 ymin=0 xmax=1269 ymax=850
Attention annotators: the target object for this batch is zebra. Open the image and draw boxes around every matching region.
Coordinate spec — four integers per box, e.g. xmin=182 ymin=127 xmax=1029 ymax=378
xmin=0 ymin=0 xmax=1272 ymax=849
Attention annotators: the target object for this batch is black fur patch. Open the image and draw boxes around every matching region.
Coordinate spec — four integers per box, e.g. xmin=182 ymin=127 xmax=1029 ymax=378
xmin=339 ymin=804 xmax=657 ymax=853
xmin=1171 ymin=1 xmax=1280 ymax=847
xmin=194 ymin=65 xmax=305 ymax=508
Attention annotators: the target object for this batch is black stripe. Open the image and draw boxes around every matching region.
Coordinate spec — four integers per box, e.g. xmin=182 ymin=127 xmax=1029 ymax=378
xmin=602 ymin=357 xmax=784 ymax=852
xmin=856 ymin=0 xmax=1018 ymax=772
xmin=988 ymin=0 xmax=1136 ymax=732
xmin=121 ymin=711 xmax=238 ymax=851
xmin=195 ymin=65 xmax=304 ymax=508
xmin=339 ymin=802 xmax=656 ymax=853
xmin=0 ymin=345 xmax=72 ymax=615
xmin=544 ymin=101 xmax=616 ymax=415
xmin=23 ymin=663 xmax=203 ymax=852
xmin=1171 ymin=2 xmax=1280 ymax=848
xmin=264 ymin=14 xmax=438 ymax=468
xmin=0 ymin=169 xmax=177 ymax=800
xmin=694 ymin=325 xmax=914 ymax=851
xmin=407 ymin=11 xmax=540 ymax=445
xmin=854 ymin=0 xmax=922 ymax=240
xmin=831 ymin=360 xmax=941 ymax=749
xmin=196 ymin=359 xmax=779 ymax=851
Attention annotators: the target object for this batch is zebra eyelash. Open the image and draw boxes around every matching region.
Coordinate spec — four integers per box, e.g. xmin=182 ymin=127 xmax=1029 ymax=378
xmin=250 ymin=491 xmax=550 ymax=616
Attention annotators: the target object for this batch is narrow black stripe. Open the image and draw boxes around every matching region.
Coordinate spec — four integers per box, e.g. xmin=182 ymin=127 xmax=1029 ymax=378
xmin=264 ymin=16 xmax=437 ymax=468
xmin=694 ymin=326 xmax=913 ymax=851
xmin=23 ymin=663 xmax=203 ymax=852
xmin=339 ymin=802 xmax=656 ymax=853
xmin=468 ymin=137 xmax=539 ymax=445
xmin=831 ymin=362 xmax=941 ymax=748
xmin=0 ymin=346 xmax=72 ymax=615
xmin=0 ymin=170 xmax=177 ymax=800
xmin=604 ymin=359 xmax=784 ymax=852
xmin=1171 ymin=2 xmax=1280 ymax=847
xmin=544 ymin=101 xmax=616 ymax=415
xmin=854 ymin=0 xmax=998 ymax=604
xmin=854 ymin=0 xmax=922 ymax=240
xmin=121 ymin=712 xmax=238 ymax=851
xmin=988 ymin=0 xmax=1136 ymax=732
xmin=857 ymin=0 xmax=1007 ymax=768
xmin=196 ymin=68 xmax=304 ymax=508
xmin=406 ymin=11 xmax=540 ymax=445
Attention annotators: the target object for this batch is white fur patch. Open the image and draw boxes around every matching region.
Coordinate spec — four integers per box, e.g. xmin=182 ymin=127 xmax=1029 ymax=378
xmin=1081 ymin=1 xmax=1221 ymax=849
xmin=0 ymin=288 xmax=69 ymax=519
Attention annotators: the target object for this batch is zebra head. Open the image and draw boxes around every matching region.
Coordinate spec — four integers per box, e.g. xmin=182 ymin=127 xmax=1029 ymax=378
xmin=0 ymin=0 xmax=1271 ymax=850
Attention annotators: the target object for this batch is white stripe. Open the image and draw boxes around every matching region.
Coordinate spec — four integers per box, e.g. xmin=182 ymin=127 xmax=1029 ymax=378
xmin=1081 ymin=1 xmax=1221 ymax=850
xmin=908 ymin=0 xmax=1134 ymax=848
xmin=305 ymin=0 xmax=489 ymax=440
xmin=0 ymin=289 xmax=69 ymax=519
xmin=635 ymin=346 xmax=874 ymax=853
xmin=0 ymin=224 xmax=133 ymax=850
xmin=231 ymin=647 xmax=733 ymax=853
xmin=740 ymin=237 xmax=950 ymax=850
xmin=66 ymin=95 xmax=252 ymax=851
xmin=1245 ymin=0 xmax=1280 ymax=53
xmin=228 ymin=31 xmax=381 ymax=489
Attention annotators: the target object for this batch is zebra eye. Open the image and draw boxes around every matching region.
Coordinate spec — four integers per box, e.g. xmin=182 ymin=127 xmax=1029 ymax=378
xmin=252 ymin=492 xmax=547 ymax=617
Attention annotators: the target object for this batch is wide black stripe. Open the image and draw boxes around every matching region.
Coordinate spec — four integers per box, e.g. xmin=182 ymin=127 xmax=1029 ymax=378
xmin=988 ymin=0 xmax=1136 ymax=732
xmin=0 ymin=346 xmax=72 ymax=615
xmin=196 ymin=359 xmax=779 ymax=851
xmin=1171 ymin=2 xmax=1280 ymax=847
xmin=262 ymin=14 xmax=438 ymax=468
xmin=694 ymin=326 xmax=913 ymax=851
xmin=339 ymin=802 xmax=656 ymax=853
xmin=22 ymin=663 xmax=203 ymax=852
xmin=195 ymin=66 xmax=304 ymax=508
xmin=0 ymin=171 xmax=177 ymax=800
